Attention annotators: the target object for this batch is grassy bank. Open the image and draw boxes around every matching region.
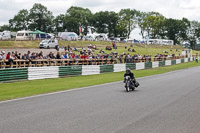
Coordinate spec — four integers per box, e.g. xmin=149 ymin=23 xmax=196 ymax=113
xmin=0 ymin=61 xmax=200 ymax=101
xmin=0 ymin=40 xmax=195 ymax=57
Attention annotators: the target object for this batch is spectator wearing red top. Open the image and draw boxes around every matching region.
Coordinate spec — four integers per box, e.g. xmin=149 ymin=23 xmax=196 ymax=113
xmin=71 ymin=54 xmax=75 ymax=59
xmin=84 ymin=54 xmax=88 ymax=59
xmin=80 ymin=54 xmax=84 ymax=59
xmin=6 ymin=52 xmax=11 ymax=60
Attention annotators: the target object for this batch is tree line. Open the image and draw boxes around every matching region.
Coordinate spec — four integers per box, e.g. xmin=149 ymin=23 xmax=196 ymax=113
xmin=1 ymin=3 xmax=200 ymax=47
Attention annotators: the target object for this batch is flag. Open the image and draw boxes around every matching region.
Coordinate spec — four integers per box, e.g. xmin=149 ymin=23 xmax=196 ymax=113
xmin=79 ymin=25 xmax=82 ymax=33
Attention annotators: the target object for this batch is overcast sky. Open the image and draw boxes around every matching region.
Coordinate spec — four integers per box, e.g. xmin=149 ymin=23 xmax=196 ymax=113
xmin=1 ymin=0 xmax=200 ymax=39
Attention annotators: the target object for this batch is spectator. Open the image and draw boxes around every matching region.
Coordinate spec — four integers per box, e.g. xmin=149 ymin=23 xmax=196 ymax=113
xmin=55 ymin=45 xmax=59 ymax=51
xmin=18 ymin=53 xmax=22 ymax=59
xmin=68 ymin=45 xmax=70 ymax=51
xmin=0 ymin=53 xmax=3 ymax=60
xmin=15 ymin=51 xmax=20 ymax=59
xmin=22 ymin=53 xmax=27 ymax=60
xmin=6 ymin=52 xmax=11 ymax=60
xmin=64 ymin=46 xmax=67 ymax=51
xmin=49 ymin=52 xmax=55 ymax=59
xmin=30 ymin=52 xmax=36 ymax=60
xmin=64 ymin=52 xmax=68 ymax=59
xmin=56 ymin=51 xmax=61 ymax=59
xmin=0 ymin=51 xmax=6 ymax=60
xmin=38 ymin=51 xmax=43 ymax=57
xmin=26 ymin=51 xmax=31 ymax=60
xmin=61 ymin=54 xmax=65 ymax=59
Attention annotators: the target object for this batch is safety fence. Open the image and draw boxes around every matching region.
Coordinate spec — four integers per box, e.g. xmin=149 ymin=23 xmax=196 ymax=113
xmin=1 ymin=55 xmax=198 ymax=69
xmin=0 ymin=58 xmax=117 ymax=68
xmin=0 ymin=57 xmax=198 ymax=82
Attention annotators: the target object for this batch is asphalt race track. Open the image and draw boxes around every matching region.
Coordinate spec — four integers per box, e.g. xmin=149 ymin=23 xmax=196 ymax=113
xmin=1 ymin=66 xmax=200 ymax=133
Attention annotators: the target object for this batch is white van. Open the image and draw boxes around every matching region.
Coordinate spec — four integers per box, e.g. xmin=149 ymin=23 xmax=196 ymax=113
xmin=0 ymin=31 xmax=11 ymax=40
xmin=16 ymin=30 xmax=32 ymax=41
xmin=58 ymin=32 xmax=78 ymax=41
xmin=39 ymin=39 xmax=59 ymax=49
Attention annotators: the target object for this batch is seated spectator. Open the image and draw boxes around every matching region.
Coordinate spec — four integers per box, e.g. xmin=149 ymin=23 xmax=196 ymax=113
xmin=15 ymin=51 xmax=20 ymax=59
xmin=56 ymin=51 xmax=61 ymax=59
xmin=0 ymin=53 xmax=3 ymax=60
xmin=105 ymin=46 xmax=112 ymax=50
xmin=73 ymin=47 xmax=79 ymax=52
xmin=18 ymin=53 xmax=22 ymax=59
xmin=49 ymin=52 xmax=55 ymax=59
xmin=30 ymin=52 xmax=36 ymax=60
xmin=132 ymin=49 xmax=136 ymax=52
xmin=6 ymin=52 xmax=11 ymax=60
xmin=64 ymin=52 xmax=68 ymax=59
xmin=125 ymin=44 xmax=127 ymax=49
xmin=0 ymin=51 xmax=6 ymax=60
xmin=93 ymin=45 xmax=97 ymax=49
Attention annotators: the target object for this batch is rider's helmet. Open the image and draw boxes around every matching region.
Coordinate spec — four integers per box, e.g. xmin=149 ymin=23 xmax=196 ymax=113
xmin=126 ymin=68 xmax=131 ymax=74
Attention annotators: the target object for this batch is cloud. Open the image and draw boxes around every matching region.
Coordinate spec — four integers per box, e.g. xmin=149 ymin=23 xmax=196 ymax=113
xmin=1 ymin=0 xmax=200 ymax=39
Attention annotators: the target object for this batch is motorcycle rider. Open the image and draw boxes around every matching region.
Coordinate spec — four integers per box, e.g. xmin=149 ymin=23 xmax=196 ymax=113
xmin=124 ymin=68 xmax=136 ymax=85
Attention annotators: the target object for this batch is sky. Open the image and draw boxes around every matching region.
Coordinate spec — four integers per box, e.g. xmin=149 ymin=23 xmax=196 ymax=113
xmin=1 ymin=0 xmax=200 ymax=39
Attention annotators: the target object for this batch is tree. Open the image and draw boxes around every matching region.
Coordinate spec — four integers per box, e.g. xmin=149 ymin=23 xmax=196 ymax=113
xmin=93 ymin=11 xmax=119 ymax=37
xmin=187 ymin=21 xmax=200 ymax=49
xmin=9 ymin=9 xmax=29 ymax=31
xmin=118 ymin=9 xmax=138 ymax=38
xmin=64 ymin=6 xmax=92 ymax=35
xmin=141 ymin=12 xmax=165 ymax=39
xmin=0 ymin=25 xmax=10 ymax=32
xmin=164 ymin=18 xmax=189 ymax=44
xmin=115 ymin=20 xmax=128 ymax=37
xmin=54 ymin=14 xmax=66 ymax=32
xmin=137 ymin=11 xmax=148 ymax=39
xmin=29 ymin=3 xmax=54 ymax=32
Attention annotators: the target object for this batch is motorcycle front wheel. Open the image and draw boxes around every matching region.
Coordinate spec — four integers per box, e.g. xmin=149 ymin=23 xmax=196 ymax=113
xmin=125 ymin=84 xmax=130 ymax=92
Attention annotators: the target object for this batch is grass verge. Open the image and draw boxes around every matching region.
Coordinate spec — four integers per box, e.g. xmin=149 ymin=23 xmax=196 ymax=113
xmin=0 ymin=61 xmax=200 ymax=101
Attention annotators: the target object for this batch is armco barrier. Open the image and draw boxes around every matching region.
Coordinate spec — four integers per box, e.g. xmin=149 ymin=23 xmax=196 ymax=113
xmin=159 ymin=61 xmax=165 ymax=67
xmin=0 ymin=68 xmax=28 ymax=82
xmin=59 ymin=66 xmax=82 ymax=77
xmin=28 ymin=67 xmax=59 ymax=80
xmin=176 ymin=59 xmax=181 ymax=64
xmin=114 ymin=64 xmax=126 ymax=72
xmin=82 ymin=65 xmax=100 ymax=75
xmin=145 ymin=62 xmax=152 ymax=69
xmin=126 ymin=63 xmax=136 ymax=70
xmin=184 ymin=58 xmax=188 ymax=63
xmin=152 ymin=62 xmax=159 ymax=68
xmin=100 ymin=64 xmax=114 ymax=73
xmin=136 ymin=62 xmax=145 ymax=70
xmin=165 ymin=60 xmax=171 ymax=66
xmin=171 ymin=60 xmax=176 ymax=65
xmin=181 ymin=59 xmax=184 ymax=63
xmin=0 ymin=57 xmax=198 ymax=82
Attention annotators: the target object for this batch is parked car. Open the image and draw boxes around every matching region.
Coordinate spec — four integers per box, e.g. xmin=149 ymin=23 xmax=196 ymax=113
xmin=0 ymin=31 xmax=11 ymax=40
xmin=39 ymin=39 xmax=58 ymax=49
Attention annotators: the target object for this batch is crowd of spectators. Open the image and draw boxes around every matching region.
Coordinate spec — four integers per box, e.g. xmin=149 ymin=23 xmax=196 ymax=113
xmin=0 ymin=43 xmax=179 ymax=65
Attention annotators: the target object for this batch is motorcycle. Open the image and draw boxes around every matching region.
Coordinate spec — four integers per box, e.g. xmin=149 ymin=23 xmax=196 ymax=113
xmin=124 ymin=76 xmax=135 ymax=92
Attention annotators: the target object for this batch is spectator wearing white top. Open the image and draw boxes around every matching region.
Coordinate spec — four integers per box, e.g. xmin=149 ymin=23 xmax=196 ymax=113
xmin=0 ymin=51 xmax=6 ymax=60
